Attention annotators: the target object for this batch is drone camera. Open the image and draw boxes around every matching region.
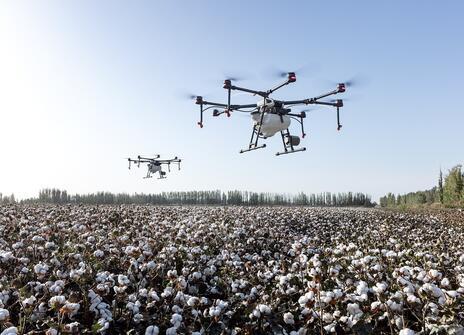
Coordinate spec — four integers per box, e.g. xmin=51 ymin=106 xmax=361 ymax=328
xmin=337 ymin=83 xmax=346 ymax=93
xmin=288 ymin=72 xmax=296 ymax=83
xmin=195 ymin=96 xmax=203 ymax=104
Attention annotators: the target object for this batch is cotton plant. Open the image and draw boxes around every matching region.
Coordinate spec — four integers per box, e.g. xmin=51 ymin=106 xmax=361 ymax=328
xmin=1 ymin=205 xmax=464 ymax=333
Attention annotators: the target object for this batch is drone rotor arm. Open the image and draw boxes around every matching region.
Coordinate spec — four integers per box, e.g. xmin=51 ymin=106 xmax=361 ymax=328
xmin=230 ymin=103 xmax=257 ymax=109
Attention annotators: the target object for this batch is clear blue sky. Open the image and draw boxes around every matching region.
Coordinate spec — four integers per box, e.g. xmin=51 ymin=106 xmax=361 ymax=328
xmin=1 ymin=1 xmax=463 ymax=201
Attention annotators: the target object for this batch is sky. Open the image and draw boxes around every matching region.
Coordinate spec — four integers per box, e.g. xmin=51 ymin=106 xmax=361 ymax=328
xmin=1 ymin=1 xmax=463 ymax=201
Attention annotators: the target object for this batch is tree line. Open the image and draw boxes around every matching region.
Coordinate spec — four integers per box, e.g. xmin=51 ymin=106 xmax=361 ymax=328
xmin=380 ymin=165 xmax=464 ymax=208
xmin=0 ymin=193 xmax=15 ymax=204
xmin=10 ymin=188 xmax=375 ymax=207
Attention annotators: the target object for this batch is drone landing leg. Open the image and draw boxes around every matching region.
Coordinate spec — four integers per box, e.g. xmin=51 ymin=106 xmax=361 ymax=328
xmin=276 ymin=129 xmax=306 ymax=156
xmin=240 ymin=124 xmax=266 ymax=153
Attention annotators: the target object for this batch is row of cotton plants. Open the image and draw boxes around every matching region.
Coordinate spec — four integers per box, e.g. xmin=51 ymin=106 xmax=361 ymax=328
xmin=0 ymin=204 xmax=463 ymax=334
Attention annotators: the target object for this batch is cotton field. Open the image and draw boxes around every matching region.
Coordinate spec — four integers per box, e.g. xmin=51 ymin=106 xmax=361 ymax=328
xmin=0 ymin=205 xmax=463 ymax=334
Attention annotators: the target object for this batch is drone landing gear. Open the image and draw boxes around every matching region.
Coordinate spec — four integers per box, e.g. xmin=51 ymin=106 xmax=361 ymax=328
xmin=276 ymin=129 xmax=306 ymax=156
xmin=240 ymin=123 xmax=266 ymax=154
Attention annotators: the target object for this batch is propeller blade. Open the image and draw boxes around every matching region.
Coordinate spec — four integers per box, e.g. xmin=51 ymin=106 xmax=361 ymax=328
xmin=265 ymin=64 xmax=318 ymax=79
xmin=328 ymin=75 xmax=367 ymax=88
xmin=224 ymin=76 xmax=245 ymax=82
xmin=223 ymin=71 xmax=250 ymax=82
xmin=181 ymin=93 xmax=201 ymax=100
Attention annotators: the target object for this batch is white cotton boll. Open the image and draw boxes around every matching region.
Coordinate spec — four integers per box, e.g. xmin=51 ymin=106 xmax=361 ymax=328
xmin=373 ymin=282 xmax=387 ymax=294
xmin=145 ymin=325 xmax=159 ymax=335
xmin=170 ymin=313 xmax=182 ymax=327
xmin=371 ymin=301 xmax=382 ymax=311
xmin=166 ymin=327 xmax=177 ymax=335
xmin=347 ymin=303 xmax=363 ymax=316
xmin=34 ymin=263 xmax=49 ymax=275
xmin=192 ymin=271 xmax=202 ymax=280
xmin=45 ymin=242 xmax=56 ymax=249
xmin=133 ymin=313 xmax=143 ymax=323
xmin=114 ymin=286 xmax=127 ymax=294
xmin=283 ymin=312 xmax=295 ymax=325
xmin=0 ymin=308 xmax=9 ymax=321
xmin=445 ymin=290 xmax=459 ymax=298
xmin=63 ymin=303 xmax=80 ymax=318
xmin=12 ymin=242 xmax=23 ymax=249
xmin=252 ymin=309 xmax=261 ymax=318
xmin=97 ymin=318 xmax=110 ymax=331
xmin=45 ymin=329 xmax=58 ymax=335
xmin=187 ymin=297 xmax=199 ymax=307
xmin=385 ymin=251 xmax=396 ymax=258
xmin=440 ymin=278 xmax=450 ymax=287
xmin=395 ymin=316 xmax=403 ymax=329
xmin=258 ymin=304 xmax=271 ymax=315
xmin=321 ymin=291 xmax=335 ymax=304
xmin=322 ymin=312 xmax=333 ymax=323
xmin=149 ymin=290 xmax=160 ymax=302
xmin=406 ymin=294 xmax=420 ymax=304
xmin=161 ymin=287 xmax=173 ymax=298
xmin=32 ymin=235 xmax=44 ymax=243
xmin=0 ymin=327 xmax=18 ymax=335
xmin=209 ymin=306 xmax=221 ymax=317
xmin=146 ymin=261 xmax=156 ymax=270
xmin=386 ymin=300 xmax=402 ymax=312
xmin=125 ymin=246 xmax=139 ymax=256
xmin=428 ymin=269 xmax=442 ymax=280
xmin=167 ymin=270 xmax=178 ymax=278
xmin=117 ymin=275 xmax=130 ymax=286
xmin=22 ymin=296 xmax=37 ymax=306
xmin=63 ymin=321 xmax=79 ymax=333
xmin=299 ymin=291 xmax=315 ymax=306
xmin=93 ymin=250 xmax=104 ymax=258
xmin=403 ymin=286 xmax=414 ymax=294
xmin=49 ymin=295 xmax=66 ymax=308
xmin=399 ymin=328 xmax=415 ymax=335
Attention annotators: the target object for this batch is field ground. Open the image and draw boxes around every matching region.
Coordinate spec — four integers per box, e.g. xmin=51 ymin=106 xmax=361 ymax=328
xmin=0 ymin=205 xmax=463 ymax=334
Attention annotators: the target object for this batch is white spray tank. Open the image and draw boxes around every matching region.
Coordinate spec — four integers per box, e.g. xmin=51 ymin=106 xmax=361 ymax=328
xmin=252 ymin=98 xmax=291 ymax=137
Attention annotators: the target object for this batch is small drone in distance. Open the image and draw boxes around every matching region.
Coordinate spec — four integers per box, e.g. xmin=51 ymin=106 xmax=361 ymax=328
xmin=126 ymin=155 xmax=181 ymax=179
xmin=192 ymin=71 xmax=351 ymax=155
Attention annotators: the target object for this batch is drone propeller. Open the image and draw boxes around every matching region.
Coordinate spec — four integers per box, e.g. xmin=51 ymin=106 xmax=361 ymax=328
xmin=266 ymin=64 xmax=316 ymax=79
xmin=223 ymin=71 xmax=249 ymax=82
xmin=182 ymin=93 xmax=201 ymax=101
xmin=267 ymin=68 xmax=297 ymax=79
xmin=329 ymin=75 xmax=366 ymax=88
xmin=224 ymin=75 xmax=246 ymax=82
xmin=299 ymin=107 xmax=318 ymax=113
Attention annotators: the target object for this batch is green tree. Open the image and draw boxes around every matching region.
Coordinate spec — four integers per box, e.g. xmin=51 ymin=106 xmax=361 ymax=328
xmin=443 ymin=165 xmax=463 ymax=206
xmin=438 ymin=169 xmax=444 ymax=204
